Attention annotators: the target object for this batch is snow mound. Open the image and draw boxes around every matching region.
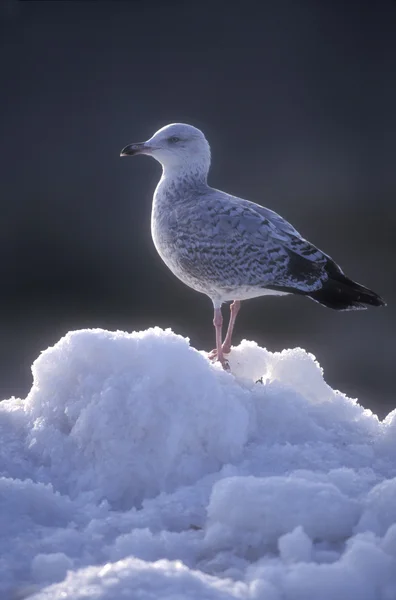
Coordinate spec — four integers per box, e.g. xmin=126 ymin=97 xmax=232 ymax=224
xmin=0 ymin=327 xmax=395 ymax=600
xmin=23 ymin=328 xmax=250 ymax=508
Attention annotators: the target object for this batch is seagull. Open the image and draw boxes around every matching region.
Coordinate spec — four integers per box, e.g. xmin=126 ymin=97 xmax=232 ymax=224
xmin=120 ymin=123 xmax=385 ymax=369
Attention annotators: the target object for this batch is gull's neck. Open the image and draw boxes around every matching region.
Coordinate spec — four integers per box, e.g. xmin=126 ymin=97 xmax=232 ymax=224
xmin=154 ymin=161 xmax=209 ymax=202
xmin=163 ymin=159 xmax=209 ymax=184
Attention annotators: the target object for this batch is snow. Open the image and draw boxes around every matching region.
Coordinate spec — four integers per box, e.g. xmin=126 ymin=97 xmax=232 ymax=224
xmin=0 ymin=327 xmax=396 ymax=599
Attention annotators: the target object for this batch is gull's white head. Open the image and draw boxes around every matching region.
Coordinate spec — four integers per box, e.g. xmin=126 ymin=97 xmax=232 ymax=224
xmin=120 ymin=123 xmax=211 ymax=176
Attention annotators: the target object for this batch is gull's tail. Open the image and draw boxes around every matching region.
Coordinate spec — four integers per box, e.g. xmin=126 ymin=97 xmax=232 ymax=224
xmin=308 ymin=261 xmax=386 ymax=311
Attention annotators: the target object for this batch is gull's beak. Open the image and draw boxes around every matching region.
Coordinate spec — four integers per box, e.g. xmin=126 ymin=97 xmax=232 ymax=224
xmin=120 ymin=142 xmax=150 ymax=157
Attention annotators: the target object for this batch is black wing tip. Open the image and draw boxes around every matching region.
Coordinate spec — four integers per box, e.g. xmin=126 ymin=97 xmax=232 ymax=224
xmin=375 ymin=296 xmax=387 ymax=308
xmin=308 ymin=275 xmax=386 ymax=311
xmin=264 ymin=253 xmax=386 ymax=311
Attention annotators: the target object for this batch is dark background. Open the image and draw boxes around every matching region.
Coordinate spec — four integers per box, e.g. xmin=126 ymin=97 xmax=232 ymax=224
xmin=0 ymin=0 xmax=395 ymax=416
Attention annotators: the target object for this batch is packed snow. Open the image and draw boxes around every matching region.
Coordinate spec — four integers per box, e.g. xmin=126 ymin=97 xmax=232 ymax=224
xmin=1 ymin=327 xmax=396 ymax=599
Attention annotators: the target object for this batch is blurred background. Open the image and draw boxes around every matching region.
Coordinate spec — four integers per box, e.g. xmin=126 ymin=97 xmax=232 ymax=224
xmin=0 ymin=0 xmax=395 ymax=416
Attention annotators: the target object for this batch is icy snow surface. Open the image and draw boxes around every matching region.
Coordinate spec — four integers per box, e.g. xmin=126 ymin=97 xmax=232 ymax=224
xmin=1 ymin=327 xmax=396 ymax=599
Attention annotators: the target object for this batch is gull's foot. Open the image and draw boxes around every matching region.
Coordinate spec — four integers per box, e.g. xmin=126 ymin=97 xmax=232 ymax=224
xmin=208 ymin=348 xmax=231 ymax=371
xmin=208 ymin=348 xmax=217 ymax=361
xmin=208 ymin=346 xmax=231 ymax=360
xmin=220 ymin=357 xmax=230 ymax=371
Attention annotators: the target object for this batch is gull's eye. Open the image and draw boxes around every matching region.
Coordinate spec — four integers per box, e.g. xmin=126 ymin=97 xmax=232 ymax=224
xmin=168 ymin=136 xmax=180 ymax=144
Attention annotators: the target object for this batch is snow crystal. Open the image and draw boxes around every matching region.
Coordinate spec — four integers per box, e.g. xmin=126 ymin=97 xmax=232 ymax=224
xmin=0 ymin=327 xmax=395 ymax=599
xmin=31 ymin=553 xmax=73 ymax=585
xmin=278 ymin=526 xmax=313 ymax=564
xmin=205 ymin=475 xmax=359 ymax=555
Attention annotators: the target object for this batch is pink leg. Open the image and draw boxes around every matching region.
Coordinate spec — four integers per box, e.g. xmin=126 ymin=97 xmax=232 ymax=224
xmin=209 ymin=300 xmax=241 ymax=359
xmin=212 ymin=306 xmax=229 ymax=370
xmin=222 ymin=300 xmax=241 ymax=354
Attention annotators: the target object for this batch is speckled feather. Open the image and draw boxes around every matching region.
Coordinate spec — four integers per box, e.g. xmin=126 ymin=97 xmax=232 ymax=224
xmin=151 ymin=173 xmax=329 ymax=306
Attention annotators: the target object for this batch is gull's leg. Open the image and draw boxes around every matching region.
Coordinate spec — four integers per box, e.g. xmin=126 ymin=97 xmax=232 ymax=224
xmin=208 ymin=300 xmax=241 ymax=361
xmin=221 ymin=300 xmax=241 ymax=354
xmin=211 ymin=305 xmax=229 ymax=370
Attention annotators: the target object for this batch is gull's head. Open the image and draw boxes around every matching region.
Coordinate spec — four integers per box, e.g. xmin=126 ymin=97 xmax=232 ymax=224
xmin=120 ymin=123 xmax=211 ymax=176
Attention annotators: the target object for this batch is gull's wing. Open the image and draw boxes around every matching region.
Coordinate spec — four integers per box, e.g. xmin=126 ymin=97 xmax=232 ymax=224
xmin=232 ymin=196 xmax=329 ymax=264
xmin=173 ymin=190 xmax=334 ymax=292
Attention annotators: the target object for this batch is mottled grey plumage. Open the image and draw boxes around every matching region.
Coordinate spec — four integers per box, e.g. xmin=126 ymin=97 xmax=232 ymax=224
xmin=151 ymin=177 xmax=326 ymax=306
xmin=121 ymin=123 xmax=385 ymax=368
